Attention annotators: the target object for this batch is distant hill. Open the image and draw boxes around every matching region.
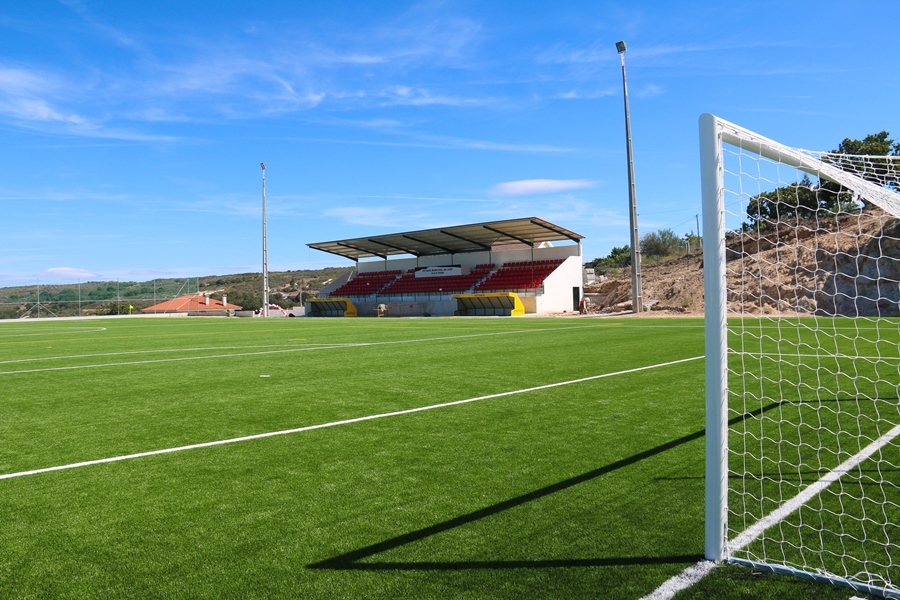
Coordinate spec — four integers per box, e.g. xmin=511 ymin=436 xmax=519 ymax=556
xmin=0 ymin=267 xmax=353 ymax=319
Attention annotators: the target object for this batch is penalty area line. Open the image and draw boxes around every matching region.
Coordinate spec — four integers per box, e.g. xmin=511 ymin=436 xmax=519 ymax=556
xmin=0 ymin=355 xmax=702 ymax=482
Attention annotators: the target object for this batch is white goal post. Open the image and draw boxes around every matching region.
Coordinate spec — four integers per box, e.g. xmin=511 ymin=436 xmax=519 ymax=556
xmin=700 ymin=113 xmax=900 ymax=598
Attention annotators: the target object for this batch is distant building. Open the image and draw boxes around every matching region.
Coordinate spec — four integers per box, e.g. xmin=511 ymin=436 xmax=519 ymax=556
xmin=142 ymin=294 xmax=242 ymax=316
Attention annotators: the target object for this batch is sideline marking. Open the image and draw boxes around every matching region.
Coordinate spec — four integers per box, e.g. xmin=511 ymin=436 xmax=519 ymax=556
xmin=0 ymin=355 xmax=702 ymax=481
xmin=725 ymin=422 xmax=900 ymax=555
xmin=0 ymin=323 xmax=637 ymax=375
xmin=640 ymin=422 xmax=900 ymax=600
xmin=640 ymin=560 xmax=718 ymax=600
xmin=0 ymin=326 xmax=107 ymax=338
xmin=0 ymin=343 xmax=357 ymax=365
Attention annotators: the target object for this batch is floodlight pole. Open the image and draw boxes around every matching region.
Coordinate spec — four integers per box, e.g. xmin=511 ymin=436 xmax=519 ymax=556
xmin=261 ymin=162 xmax=269 ymax=318
xmin=616 ymin=40 xmax=643 ymax=313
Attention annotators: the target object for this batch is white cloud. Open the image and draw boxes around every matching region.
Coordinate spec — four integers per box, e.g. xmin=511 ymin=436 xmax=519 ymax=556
xmin=378 ymin=85 xmax=497 ymax=107
xmin=416 ymin=135 xmax=573 ymax=153
xmin=287 ymin=133 xmax=574 ymax=154
xmin=539 ymin=41 xmax=740 ymax=65
xmin=0 ymin=66 xmax=183 ymax=140
xmin=489 ymin=179 xmax=596 ymax=196
xmin=636 ymin=84 xmax=663 ymax=98
xmin=0 ymin=5 xmax=490 ymax=136
xmin=473 ymin=197 xmax=624 ymax=231
xmin=554 ymin=88 xmax=617 ymax=100
xmin=60 ymin=0 xmax=142 ymax=50
xmin=537 ymin=43 xmax=612 ymax=65
xmin=44 ymin=266 xmax=97 ymax=280
xmin=323 ymin=206 xmax=429 ymax=229
xmin=0 ymin=66 xmax=85 ymax=124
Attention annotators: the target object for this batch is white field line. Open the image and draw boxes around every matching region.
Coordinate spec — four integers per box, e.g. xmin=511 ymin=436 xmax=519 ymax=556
xmin=0 ymin=344 xmax=362 ymax=374
xmin=640 ymin=422 xmax=900 ymax=600
xmin=0 ymin=355 xmax=703 ymax=481
xmin=0 ymin=323 xmax=624 ymax=375
xmin=0 ymin=326 xmax=107 ymax=337
xmin=0 ymin=343 xmax=356 ymax=365
xmin=725 ymin=422 xmax=900 ymax=554
xmin=639 ymin=560 xmax=719 ymax=600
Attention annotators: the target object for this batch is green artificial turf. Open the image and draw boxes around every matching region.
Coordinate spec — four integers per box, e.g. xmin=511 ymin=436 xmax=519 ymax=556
xmin=722 ymin=316 xmax=900 ymax=597
xmin=0 ymin=316 xmax=892 ymax=599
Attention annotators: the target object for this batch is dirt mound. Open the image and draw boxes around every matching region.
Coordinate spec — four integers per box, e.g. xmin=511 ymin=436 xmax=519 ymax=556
xmin=584 ymin=208 xmax=899 ymax=317
xmin=584 ymin=254 xmax=704 ymax=315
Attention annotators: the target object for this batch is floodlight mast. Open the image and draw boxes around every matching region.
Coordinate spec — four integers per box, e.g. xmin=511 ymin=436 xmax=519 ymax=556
xmin=616 ymin=40 xmax=643 ymax=313
xmin=261 ymin=162 xmax=269 ymax=318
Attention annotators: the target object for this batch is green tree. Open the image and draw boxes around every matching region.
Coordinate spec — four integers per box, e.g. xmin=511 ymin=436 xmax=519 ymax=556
xmin=747 ymin=174 xmax=823 ymax=225
xmin=684 ymin=232 xmax=702 ymax=252
xmin=747 ymin=131 xmax=899 ymax=227
xmin=0 ymin=305 xmax=20 ymax=319
xmin=822 ymin=132 xmax=900 ymax=205
xmin=640 ymin=228 xmax=680 ymax=257
xmin=58 ymin=289 xmax=78 ymax=302
xmin=226 ymin=291 xmax=261 ymax=311
xmin=834 ymin=131 xmax=898 ymax=158
xmin=590 ymin=245 xmax=631 ymax=275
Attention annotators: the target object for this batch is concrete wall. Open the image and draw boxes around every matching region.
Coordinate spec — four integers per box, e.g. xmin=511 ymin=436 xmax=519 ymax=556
xmin=357 ymin=253 xmax=490 ymax=274
xmin=535 ymin=255 xmax=583 ymax=314
xmin=353 ymin=298 xmax=456 ymax=317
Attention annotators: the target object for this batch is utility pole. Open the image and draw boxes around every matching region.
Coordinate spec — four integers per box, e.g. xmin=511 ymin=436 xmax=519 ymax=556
xmin=696 ymin=213 xmax=702 ymax=249
xmin=616 ymin=40 xmax=643 ymax=313
xmin=261 ymin=163 xmax=269 ymax=317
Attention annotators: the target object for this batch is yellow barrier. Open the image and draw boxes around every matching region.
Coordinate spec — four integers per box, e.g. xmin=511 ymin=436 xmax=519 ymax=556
xmin=452 ymin=293 xmax=525 ymax=316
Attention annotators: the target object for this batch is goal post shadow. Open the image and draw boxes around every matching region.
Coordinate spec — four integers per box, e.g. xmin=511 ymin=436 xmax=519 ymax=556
xmin=307 ymin=403 xmax=784 ymax=572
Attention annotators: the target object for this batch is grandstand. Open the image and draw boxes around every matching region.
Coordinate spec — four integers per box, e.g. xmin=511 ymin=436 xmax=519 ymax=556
xmin=307 ymin=217 xmax=584 ymax=317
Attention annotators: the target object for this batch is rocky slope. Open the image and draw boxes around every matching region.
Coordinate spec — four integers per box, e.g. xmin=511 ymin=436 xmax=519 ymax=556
xmin=585 ymin=208 xmax=899 ymax=317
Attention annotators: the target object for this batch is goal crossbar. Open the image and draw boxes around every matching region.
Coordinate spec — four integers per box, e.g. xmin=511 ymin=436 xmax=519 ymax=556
xmin=713 ymin=117 xmax=900 ymax=217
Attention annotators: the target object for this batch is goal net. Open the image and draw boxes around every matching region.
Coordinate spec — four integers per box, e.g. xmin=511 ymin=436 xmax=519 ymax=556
xmin=699 ymin=114 xmax=900 ymax=598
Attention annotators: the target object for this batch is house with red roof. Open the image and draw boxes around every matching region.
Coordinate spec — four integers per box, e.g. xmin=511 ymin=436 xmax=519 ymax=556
xmin=142 ymin=294 xmax=242 ymax=316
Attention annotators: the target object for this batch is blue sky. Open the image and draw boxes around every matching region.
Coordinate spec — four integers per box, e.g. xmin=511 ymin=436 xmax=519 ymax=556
xmin=1 ymin=1 xmax=898 ymax=286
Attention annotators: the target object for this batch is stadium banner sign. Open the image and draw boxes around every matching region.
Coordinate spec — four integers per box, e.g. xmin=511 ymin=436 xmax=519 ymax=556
xmin=416 ymin=266 xmax=463 ymax=278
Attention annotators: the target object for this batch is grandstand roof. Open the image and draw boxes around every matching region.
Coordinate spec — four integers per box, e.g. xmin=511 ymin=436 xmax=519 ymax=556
xmin=307 ymin=217 xmax=584 ymax=261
